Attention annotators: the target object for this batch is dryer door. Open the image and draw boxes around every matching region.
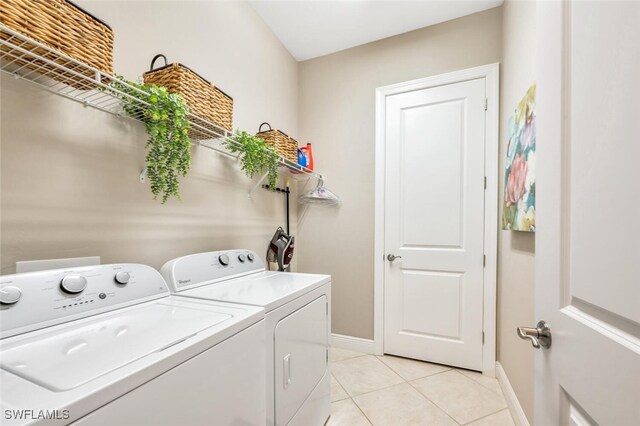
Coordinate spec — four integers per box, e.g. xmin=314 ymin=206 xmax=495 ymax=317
xmin=274 ymin=295 xmax=328 ymax=426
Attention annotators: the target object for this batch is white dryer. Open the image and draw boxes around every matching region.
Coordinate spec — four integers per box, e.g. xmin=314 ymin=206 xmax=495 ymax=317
xmin=0 ymin=263 xmax=266 ymax=426
xmin=161 ymin=250 xmax=331 ymax=426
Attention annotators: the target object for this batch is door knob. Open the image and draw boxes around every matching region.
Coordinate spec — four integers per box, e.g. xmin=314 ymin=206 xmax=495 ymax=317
xmin=517 ymin=320 xmax=552 ymax=349
xmin=387 ymin=254 xmax=402 ymax=262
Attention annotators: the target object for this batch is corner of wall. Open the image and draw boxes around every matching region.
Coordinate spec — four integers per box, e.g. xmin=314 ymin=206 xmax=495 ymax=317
xmin=497 ymin=0 xmax=537 ymax=423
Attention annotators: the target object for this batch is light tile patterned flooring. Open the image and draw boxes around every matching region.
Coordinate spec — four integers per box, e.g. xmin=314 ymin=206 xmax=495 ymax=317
xmin=328 ymin=348 xmax=514 ymax=426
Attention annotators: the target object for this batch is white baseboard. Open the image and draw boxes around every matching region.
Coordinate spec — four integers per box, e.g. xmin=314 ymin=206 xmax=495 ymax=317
xmin=331 ymin=333 xmax=375 ymax=354
xmin=496 ymin=362 xmax=530 ymax=426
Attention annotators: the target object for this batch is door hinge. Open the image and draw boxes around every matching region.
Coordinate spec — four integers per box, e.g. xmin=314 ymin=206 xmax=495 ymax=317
xmin=483 ymin=254 xmax=486 ymax=267
xmin=326 ymin=301 xmax=329 ymax=315
xmin=484 ymin=98 xmax=488 ymax=111
xmin=484 ymin=176 xmax=487 ymax=189
xmin=482 ymin=332 xmax=485 ymax=344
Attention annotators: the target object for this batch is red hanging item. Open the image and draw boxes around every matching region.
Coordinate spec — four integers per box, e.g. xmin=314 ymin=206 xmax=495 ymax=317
xmin=300 ymin=143 xmax=314 ymax=171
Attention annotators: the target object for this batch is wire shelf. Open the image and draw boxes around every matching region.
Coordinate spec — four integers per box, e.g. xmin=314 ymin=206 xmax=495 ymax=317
xmin=0 ymin=24 xmax=322 ymax=180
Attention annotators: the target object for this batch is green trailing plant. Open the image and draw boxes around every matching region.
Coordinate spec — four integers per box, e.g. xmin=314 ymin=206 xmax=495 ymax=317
xmin=225 ymin=130 xmax=279 ymax=189
xmin=103 ymin=76 xmax=191 ymax=203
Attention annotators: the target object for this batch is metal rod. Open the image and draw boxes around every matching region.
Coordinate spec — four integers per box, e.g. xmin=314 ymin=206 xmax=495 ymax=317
xmin=248 ymin=173 xmax=269 ymax=199
xmin=261 ymin=184 xmax=291 ymax=235
xmin=286 ymin=183 xmax=290 ymax=235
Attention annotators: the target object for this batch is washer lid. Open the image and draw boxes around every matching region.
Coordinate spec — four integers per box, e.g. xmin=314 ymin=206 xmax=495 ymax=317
xmin=181 ymin=271 xmax=331 ymax=311
xmin=0 ymin=301 xmax=232 ymax=391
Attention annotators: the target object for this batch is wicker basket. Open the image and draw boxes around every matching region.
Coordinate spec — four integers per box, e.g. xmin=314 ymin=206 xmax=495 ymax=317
xmin=256 ymin=123 xmax=298 ymax=163
xmin=143 ymin=54 xmax=233 ymax=139
xmin=0 ymin=0 xmax=114 ymax=89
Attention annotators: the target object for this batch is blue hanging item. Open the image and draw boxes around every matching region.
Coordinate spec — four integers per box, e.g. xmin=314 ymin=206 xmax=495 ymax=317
xmin=297 ymin=148 xmax=308 ymax=168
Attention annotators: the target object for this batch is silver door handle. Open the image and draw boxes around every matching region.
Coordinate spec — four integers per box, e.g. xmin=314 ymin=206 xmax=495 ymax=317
xmin=387 ymin=254 xmax=402 ymax=262
xmin=517 ymin=320 xmax=552 ymax=349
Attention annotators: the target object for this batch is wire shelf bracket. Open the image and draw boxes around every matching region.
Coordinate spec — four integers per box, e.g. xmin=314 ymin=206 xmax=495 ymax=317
xmin=0 ymin=24 xmax=324 ymax=182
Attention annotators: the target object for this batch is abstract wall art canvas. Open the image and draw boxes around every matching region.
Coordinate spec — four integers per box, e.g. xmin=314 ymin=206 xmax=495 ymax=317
xmin=503 ymin=84 xmax=536 ymax=232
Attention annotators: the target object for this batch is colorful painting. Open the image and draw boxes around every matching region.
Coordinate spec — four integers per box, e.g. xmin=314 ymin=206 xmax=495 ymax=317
xmin=503 ymin=84 xmax=536 ymax=232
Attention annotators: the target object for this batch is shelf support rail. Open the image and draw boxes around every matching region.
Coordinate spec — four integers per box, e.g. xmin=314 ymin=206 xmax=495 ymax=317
xmin=0 ymin=24 xmax=324 ymax=182
xmin=248 ymin=172 xmax=269 ymax=199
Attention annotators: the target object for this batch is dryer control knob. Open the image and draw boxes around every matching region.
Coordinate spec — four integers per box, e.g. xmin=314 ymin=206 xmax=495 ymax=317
xmin=0 ymin=286 xmax=22 ymax=305
xmin=114 ymin=271 xmax=131 ymax=285
xmin=61 ymin=275 xmax=88 ymax=294
xmin=218 ymin=254 xmax=230 ymax=266
xmin=247 ymin=253 xmax=255 ymax=262
xmin=238 ymin=254 xmax=246 ymax=263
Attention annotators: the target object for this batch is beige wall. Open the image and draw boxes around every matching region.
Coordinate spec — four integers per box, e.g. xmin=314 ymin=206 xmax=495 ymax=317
xmin=297 ymin=8 xmax=503 ymax=339
xmin=1 ymin=4 xmax=534 ymax=418
xmin=0 ymin=1 xmax=299 ymax=273
xmin=498 ymin=0 xmax=536 ymax=422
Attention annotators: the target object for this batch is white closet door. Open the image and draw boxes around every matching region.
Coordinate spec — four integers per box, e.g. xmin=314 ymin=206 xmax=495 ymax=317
xmin=384 ymin=77 xmax=487 ymax=370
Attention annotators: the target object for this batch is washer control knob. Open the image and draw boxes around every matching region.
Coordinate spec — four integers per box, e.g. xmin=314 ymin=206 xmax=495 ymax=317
xmin=0 ymin=286 xmax=22 ymax=305
xmin=238 ymin=254 xmax=246 ymax=263
xmin=247 ymin=253 xmax=255 ymax=262
xmin=218 ymin=254 xmax=230 ymax=266
xmin=114 ymin=271 xmax=131 ymax=285
xmin=61 ymin=275 xmax=88 ymax=294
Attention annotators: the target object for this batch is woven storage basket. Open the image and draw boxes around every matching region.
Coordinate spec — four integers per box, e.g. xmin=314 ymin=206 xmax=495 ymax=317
xmin=256 ymin=123 xmax=298 ymax=163
xmin=143 ymin=54 xmax=233 ymax=139
xmin=0 ymin=0 xmax=114 ymax=89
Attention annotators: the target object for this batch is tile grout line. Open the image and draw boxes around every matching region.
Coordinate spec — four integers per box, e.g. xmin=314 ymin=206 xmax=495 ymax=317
xmin=333 ymin=356 xmax=452 ymax=400
xmin=377 ymin=354 xmax=503 ymax=397
xmin=450 ymin=370 xmax=509 ymax=416
xmin=406 ymin=373 xmax=463 ymax=425
xmin=335 ymin=355 xmax=454 ymax=425
xmin=351 ymin=396 xmax=374 ymax=426
xmin=377 ymin=355 xmax=453 ymax=373
xmin=330 ymin=354 xmax=368 ymax=363
xmin=333 ymin=355 xmax=405 ymax=397
xmin=329 ymin=349 xmax=369 ymax=363
xmin=461 ymin=408 xmax=513 ymax=425
xmin=456 ymin=369 xmax=504 ymax=396
xmin=329 ymin=373 xmax=351 ymax=402
xmin=376 ymin=355 xmax=453 ymax=381
xmin=407 ymin=368 xmax=454 ymax=382
xmin=345 ymin=380 xmax=405 ymax=399
xmin=408 ymin=370 xmax=508 ymax=425
xmin=331 ymin=353 xmax=507 ymax=426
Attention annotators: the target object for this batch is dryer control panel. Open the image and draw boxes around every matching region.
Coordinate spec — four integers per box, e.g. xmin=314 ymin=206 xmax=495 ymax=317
xmin=161 ymin=249 xmax=265 ymax=292
xmin=0 ymin=264 xmax=169 ymax=339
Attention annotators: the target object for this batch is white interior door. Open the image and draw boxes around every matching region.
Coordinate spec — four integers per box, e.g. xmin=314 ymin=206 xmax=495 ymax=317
xmin=383 ymin=77 xmax=487 ymax=371
xmin=535 ymin=2 xmax=640 ymax=424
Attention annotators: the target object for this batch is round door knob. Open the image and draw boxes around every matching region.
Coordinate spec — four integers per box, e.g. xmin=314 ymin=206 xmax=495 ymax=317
xmin=114 ymin=271 xmax=131 ymax=285
xmin=238 ymin=254 xmax=246 ymax=263
xmin=247 ymin=253 xmax=255 ymax=262
xmin=218 ymin=254 xmax=230 ymax=266
xmin=61 ymin=275 xmax=88 ymax=294
xmin=0 ymin=286 xmax=22 ymax=305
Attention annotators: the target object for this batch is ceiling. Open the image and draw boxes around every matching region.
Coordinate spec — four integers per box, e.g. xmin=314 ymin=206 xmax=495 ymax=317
xmin=249 ymin=1 xmax=503 ymax=61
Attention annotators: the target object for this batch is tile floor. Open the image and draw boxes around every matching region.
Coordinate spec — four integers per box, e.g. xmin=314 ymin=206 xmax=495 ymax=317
xmin=328 ymin=348 xmax=514 ymax=426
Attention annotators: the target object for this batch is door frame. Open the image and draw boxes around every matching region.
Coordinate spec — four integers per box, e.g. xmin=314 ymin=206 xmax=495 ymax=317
xmin=373 ymin=63 xmax=500 ymax=376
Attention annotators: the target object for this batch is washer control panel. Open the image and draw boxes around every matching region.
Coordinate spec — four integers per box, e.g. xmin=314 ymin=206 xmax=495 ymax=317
xmin=161 ymin=249 xmax=265 ymax=292
xmin=0 ymin=264 xmax=169 ymax=339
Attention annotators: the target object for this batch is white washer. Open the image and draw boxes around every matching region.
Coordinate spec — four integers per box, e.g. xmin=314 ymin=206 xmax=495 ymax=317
xmin=161 ymin=249 xmax=331 ymax=426
xmin=0 ymin=263 xmax=266 ymax=426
